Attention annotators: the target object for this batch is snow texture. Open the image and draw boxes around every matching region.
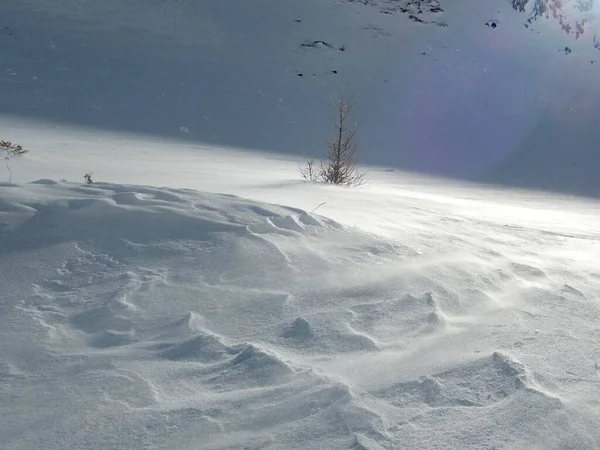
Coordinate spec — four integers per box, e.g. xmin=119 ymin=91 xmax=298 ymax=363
xmin=1 ymin=0 xmax=600 ymax=448
xmin=1 ymin=127 xmax=600 ymax=449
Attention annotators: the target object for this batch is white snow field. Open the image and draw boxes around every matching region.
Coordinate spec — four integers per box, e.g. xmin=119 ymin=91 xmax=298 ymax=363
xmin=2 ymin=0 xmax=600 ymax=449
xmin=2 ymin=123 xmax=600 ymax=450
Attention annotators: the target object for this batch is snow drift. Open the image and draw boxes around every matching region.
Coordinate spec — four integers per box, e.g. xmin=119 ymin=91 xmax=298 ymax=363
xmin=2 ymin=176 xmax=599 ymax=449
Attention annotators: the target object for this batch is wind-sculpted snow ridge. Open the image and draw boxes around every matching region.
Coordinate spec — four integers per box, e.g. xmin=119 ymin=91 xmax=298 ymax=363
xmin=0 ymin=181 xmax=415 ymax=449
xmin=362 ymin=351 xmax=593 ymax=449
xmin=2 ymin=180 xmax=600 ymax=449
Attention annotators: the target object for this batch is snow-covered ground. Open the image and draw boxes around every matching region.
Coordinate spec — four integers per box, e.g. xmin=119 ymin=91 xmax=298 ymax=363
xmin=2 ymin=0 xmax=600 ymax=448
xmin=2 ymin=122 xmax=600 ymax=449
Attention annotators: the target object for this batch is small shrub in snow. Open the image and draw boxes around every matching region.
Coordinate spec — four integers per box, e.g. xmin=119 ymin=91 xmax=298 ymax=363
xmin=0 ymin=140 xmax=27 ymax=156
xmin=1 ymin=140 xmax=28 ymax=183
xmin=299 ymin=157 xmax=319 ymax=182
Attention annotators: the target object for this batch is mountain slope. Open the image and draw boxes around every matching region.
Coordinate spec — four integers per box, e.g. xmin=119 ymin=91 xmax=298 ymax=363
xmin=483 ymin=113 xmax=600 ymax=197
xmin=2 ymin=0 xmax=600 ymax=194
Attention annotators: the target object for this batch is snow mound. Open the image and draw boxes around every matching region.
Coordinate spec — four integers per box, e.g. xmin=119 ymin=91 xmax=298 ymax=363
xmin=159 ymin=332 xmax=232 ymax=363
xmin=282 ymin=317 xmax=314 ymax=339
xmin=377 ymin=351 xmax=544 ymax=408
xmin=363 ymin=351 xmax=594 ymax=449
xmin=158 ymin=311 xmax=206 ymax=338
xmin=347 ymin=292 xmax=449 ymax=346
xmin=279 ymin=313 xmax=381 ymax=353
xmin=0 ymin=181 xmax=414 ymax=449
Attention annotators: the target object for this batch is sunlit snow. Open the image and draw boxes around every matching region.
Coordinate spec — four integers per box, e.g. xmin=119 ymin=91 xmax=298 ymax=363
xmin=2 ymin=0 xmax=600 ymax=449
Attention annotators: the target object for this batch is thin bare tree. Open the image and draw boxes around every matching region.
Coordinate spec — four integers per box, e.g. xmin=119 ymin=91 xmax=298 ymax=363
xmin=319 ymin=87 xmax=365 ymax=186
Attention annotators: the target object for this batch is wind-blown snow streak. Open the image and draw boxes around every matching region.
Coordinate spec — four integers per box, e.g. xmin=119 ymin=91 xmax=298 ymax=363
xmin=1 ymin=176 xmax=599 ymax=449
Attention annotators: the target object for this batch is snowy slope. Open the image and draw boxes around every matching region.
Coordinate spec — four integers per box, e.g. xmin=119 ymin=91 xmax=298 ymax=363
xmin=2 ymin=125 xmax=600 ymax=449
xmin=2 ymin=0 xmax=600 ymax=193
xmin=2 ymin=0 xmax=600 ymax=448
